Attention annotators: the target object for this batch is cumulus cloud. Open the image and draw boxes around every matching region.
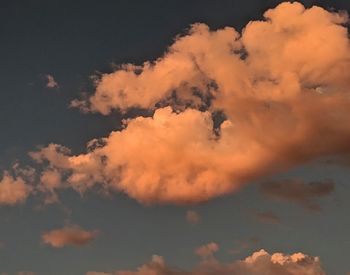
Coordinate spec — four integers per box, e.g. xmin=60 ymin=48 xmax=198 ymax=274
xmin=186 ymin=210 xmax=201 ymax=225
xmin=0 ymin=173 xmax=32 ymax=205
xmin=76 ymin=2 xmax=349 ymax=114
xmin=86 ymin=249 xmax=325 ymax=275
xmin=41 ymin=225 xmax=98 ymax=248
xmin=27 ymin=2 xmax=350 ymax=205
xmin=260 ymin=179 xmax=335 ymax=211
xmin=46 ymin=74 xmax=58 ymax=89
xmin=30 ymin=108 xmax=250 ymax=204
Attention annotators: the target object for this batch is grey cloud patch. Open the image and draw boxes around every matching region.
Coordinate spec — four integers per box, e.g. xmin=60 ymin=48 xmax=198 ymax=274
xmin=260 ymin=179 xmax=335 ymax=211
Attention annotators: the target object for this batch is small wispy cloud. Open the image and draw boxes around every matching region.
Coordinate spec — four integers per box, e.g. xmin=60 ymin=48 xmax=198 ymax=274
xmin=45 ymin=74 xmax=58 ymax=89
xmin=41 ymin=225 xmax=98 ymax=248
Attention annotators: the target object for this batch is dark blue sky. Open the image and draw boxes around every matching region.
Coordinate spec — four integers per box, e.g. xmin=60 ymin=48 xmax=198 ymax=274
xmin=0 ymin=1 xmax=349 ymax=274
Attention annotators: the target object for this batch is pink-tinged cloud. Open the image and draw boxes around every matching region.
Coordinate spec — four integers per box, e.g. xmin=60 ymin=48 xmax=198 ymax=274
xmin=86 ymin=249 xmax=325 ymax=275
xmin=195 ymin=242 xmax=219 ymax=258
xmin=41 ymin=225 xmax=98 ymax=248
xmin=38 ymin=168 xmax=62 ymax=204
xmin=29 ymin=2 xmax=350 ymax=205
xmin=0 ymin=173 xmax=31 ymax=205
xmin=46 ymin=74 xmax=58 ymax=89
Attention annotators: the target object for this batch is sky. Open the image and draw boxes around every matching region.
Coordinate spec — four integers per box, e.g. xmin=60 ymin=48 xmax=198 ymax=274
xmin=0 ymin=0 xmax=350 ymax=274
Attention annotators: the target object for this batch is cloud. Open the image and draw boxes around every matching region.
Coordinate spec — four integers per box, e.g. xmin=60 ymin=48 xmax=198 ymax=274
xmin=76 ymin=2 xmax=349 ymax=115
xmin=260 ymin=179 xmax=335 ymax=211
xmin=40 ymin=169 xmax=61 ymax=191
xmin=30 ymin=108 xmax=250 ymax=204
xmin=0 ymin=173 xmax=32 ymax=205
xmin=29 ymin=143 xmax=103 ymax=198
xmin=39 ymin=168 xmax=62 ymax=204
xmin=86 ymin=249 xmax=325 ymax=275
xmin=186 ymin=210 xmax=201 ymax=225
xmin=195 ymin=242 xmax=219 ymax=259
xmin=28 ymin=2 xmax=350 ymax=205
xmin=255 ymin=211 xmax=281 ymax=224
xmin=46 ymin=74 xmax=58 ymax=89
xmin=41 ymin=225 xmax=98 ymax=248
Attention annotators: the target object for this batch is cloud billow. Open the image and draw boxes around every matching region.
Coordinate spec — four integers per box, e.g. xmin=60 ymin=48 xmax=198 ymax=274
xmin=25 ymin=2 xmax=350 ymax=205
xmin=86 ymin=249 xmax=326 ymax=275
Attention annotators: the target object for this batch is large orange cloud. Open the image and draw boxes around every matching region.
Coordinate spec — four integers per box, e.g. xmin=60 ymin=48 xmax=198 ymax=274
xmin=86 ymin=249 xmax=325 ymax=275
xmin=75 ymin=2 xmax=349 ymax=115
xmin=30 ymin=2 xmax=350 ymax=205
